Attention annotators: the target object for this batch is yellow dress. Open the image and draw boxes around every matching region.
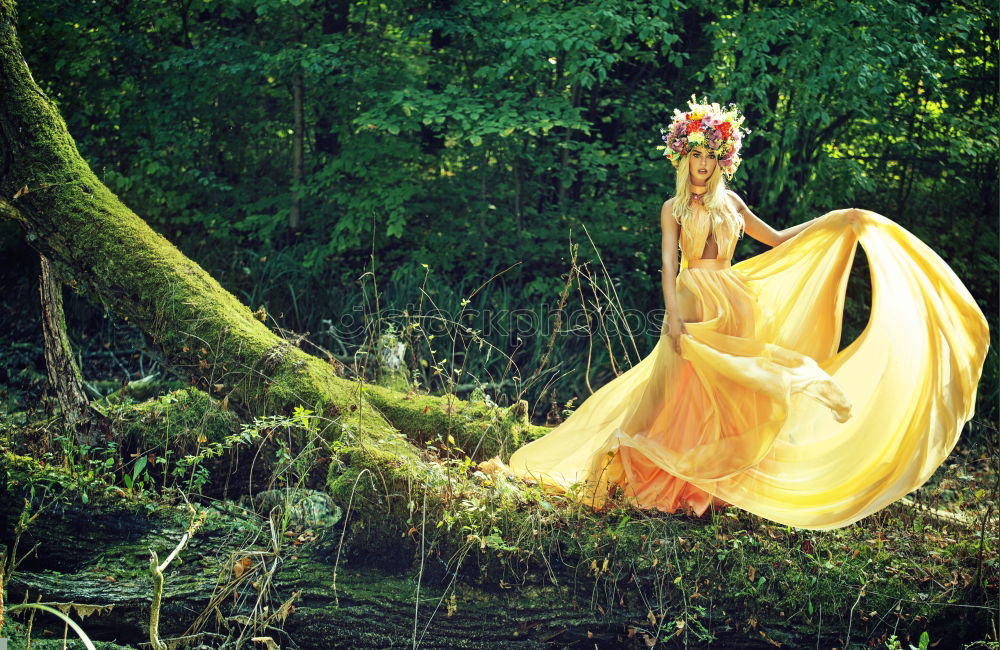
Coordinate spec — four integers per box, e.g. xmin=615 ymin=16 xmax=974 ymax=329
xmin=507 ymin=208 xmax=990 ymax=530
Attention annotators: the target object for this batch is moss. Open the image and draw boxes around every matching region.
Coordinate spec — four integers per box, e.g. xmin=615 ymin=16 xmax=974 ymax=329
xmin=2 ymin=449 xmax=86 ymax=503
xmin=324 ymin=429 xmax=431 ymax=566
xmin=3 ymin=623 xmax=139 ymax=650
xmin=1 ymin=494 xmax=278 ymax=645
xmin=375 ymin=365 xmax=411 ymax=393
xmin=360 ymin=383 xmax=547 ymax=460
xmin=88 ymin=376 xmax=188 ymax=403
xmin=279 ymin=562 xmax=636 ymax=649
xmin=101 ymin=387 xmax=241 ymax=450
xmin=3 ymin=0 xmax=559 ymax=526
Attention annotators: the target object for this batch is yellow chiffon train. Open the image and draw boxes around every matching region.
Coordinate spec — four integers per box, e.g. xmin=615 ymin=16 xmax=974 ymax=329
xmin=506 ymin=208 xmax=990 ymax=530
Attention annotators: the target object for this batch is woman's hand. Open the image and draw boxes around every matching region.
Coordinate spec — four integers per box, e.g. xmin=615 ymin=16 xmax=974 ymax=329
xmin=668 ymin=313 xmax=687 ymax=355
xmin=823 ymin=207 xmax=863 ymax=229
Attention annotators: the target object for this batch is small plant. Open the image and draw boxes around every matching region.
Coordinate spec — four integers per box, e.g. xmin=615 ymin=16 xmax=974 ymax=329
xmin=171 ymin=419 xmax=269 ymax=494
xmin=123 ymin=453 xmax=152 ymax=496
xmin=885 ymin=632 xmax=931 ymax=650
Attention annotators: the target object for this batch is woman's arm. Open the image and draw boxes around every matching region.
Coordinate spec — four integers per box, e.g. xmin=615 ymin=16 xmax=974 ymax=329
xmin=660 ymin=198 xmax=680 ymax=312
xmin=661 ymin=199 xmax=686 ymax=353
xmin=728 ymin=190 xmax=821 ymax=247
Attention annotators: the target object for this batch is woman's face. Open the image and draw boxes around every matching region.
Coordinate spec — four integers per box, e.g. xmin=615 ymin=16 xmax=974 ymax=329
xmin=688 ymin=146 xmax=717 ymax=186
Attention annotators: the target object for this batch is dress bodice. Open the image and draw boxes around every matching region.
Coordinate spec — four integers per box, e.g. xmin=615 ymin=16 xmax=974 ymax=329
xmin=678 ymin=206 xmax=744 ymax=268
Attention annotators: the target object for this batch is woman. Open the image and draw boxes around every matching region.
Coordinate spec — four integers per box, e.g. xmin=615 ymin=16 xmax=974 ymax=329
xmin=502 ymin=97 xmax=990 ymax=530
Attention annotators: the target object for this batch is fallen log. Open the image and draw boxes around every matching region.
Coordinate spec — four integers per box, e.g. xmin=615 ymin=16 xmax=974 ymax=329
xmin=1 ymin=453 xmax=993 ymax=649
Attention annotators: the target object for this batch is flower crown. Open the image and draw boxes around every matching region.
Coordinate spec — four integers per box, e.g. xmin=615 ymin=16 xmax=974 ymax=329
xmin=659 ymin=96 xmax=750 ymax=180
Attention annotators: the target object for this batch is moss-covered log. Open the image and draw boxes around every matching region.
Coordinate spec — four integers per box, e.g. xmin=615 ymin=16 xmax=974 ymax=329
xmin=0 ymin=0 xmax=328 ymax=419
xmin=361 ymin=385 xmax=546 ymax=460
xmin=1 ymin=488 xmax=991 ymax=648
xmin=0 ymin=3 xmax=328 ymax=420
xmin=2 ymin=452 xmax=994 ymax=649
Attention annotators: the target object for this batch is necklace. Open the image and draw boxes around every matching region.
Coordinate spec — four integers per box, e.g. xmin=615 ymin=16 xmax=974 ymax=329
xmin=690 ymin=192 xmax=707 ymax=203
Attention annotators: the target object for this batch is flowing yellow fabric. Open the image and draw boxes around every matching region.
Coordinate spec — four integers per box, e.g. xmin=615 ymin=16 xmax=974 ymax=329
xmin=507 ymin=208 xmax=990 ymax=530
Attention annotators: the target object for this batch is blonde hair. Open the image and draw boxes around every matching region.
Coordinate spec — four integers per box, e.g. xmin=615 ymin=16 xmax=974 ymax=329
xmin=671 ymin=152 xmax=745 ymax=244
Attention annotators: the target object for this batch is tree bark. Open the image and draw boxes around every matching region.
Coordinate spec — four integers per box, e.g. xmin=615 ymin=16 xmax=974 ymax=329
xmin=38 ymin=253 xmax=93 ymax=444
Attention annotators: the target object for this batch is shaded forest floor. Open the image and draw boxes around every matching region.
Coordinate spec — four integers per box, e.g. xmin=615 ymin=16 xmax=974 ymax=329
xmin=0 ymin=385 xmax=1000 ymax=648
xmin=0 ymin=417 xmax=996 ymax=649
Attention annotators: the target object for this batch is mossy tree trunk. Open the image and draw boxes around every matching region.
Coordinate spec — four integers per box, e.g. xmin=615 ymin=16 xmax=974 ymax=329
xmin=0 ymin=0 xmax=537 ymax=462
xmin=38 ymin=253 xmax=93 ymax=444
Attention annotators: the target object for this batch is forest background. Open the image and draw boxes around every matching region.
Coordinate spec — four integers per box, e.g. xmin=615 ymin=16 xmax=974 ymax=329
xmin=0 ymin=0 xmax=997 ymax=647
xmin=1 ymin=0 xmax=996 ymax=435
